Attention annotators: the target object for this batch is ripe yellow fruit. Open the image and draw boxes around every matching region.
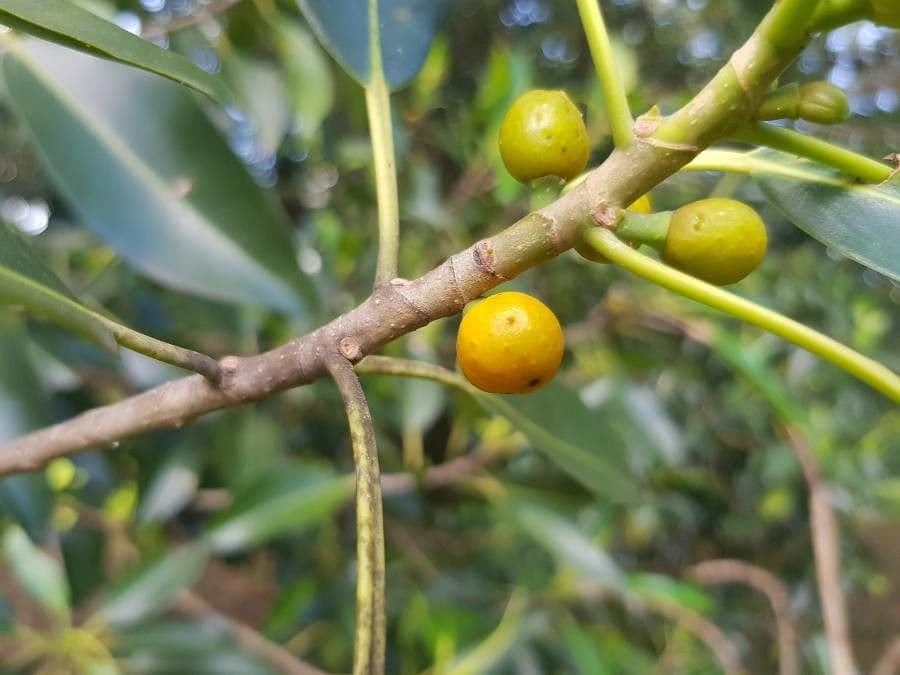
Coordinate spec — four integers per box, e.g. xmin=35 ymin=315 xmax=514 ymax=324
xmin=575 ymin=194 xmax=653 ymax=263
xmin=456 ymin=291 xmax=564 ymax=394
xmin=498 ymin=90 xmax=590 ymax=182
xmin=662 ymin=198 xmax=768 ymax=286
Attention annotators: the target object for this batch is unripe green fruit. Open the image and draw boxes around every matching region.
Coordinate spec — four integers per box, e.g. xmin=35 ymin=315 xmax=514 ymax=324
xmin=662 ymin=198 xmax=767 ymax=286
xmin=871 ymin=0 xmax=900 ymax=27
xmin=797 ymin=82 xmax=850 ymax=124
xmin=499 ymin=90 xmax=590 ymax=182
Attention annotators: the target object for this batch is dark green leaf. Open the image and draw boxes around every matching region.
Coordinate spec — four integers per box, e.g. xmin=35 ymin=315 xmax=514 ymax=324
xmin=205 ymin=466 xmax=349 ymax=554
xmin=297 ymin=0 xmax=454 ymax=89
xmin=748 ymin=150 xmax=900 ymax=282
xmin=0 ymin=219 xmax=114 ymax=348
xmin=2 ymin=524 xmax=70 ymax=619
xmin=98 ymin=542 xmax=209 ymax=628
xmin=0 ymin=0 xmax=230 ymax=102
xmin=3 ymin=41 xmax=315 ymax=313
xmin=475 ymin=382 xmax=642 ymax=504
xmin=625 ymin=573 xmax=713 ymax=613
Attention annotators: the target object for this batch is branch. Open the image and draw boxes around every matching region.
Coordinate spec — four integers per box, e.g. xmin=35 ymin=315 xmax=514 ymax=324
xmin=639 ymin=596 xmax=745 ymax=675
xmin=325 ymin=356 xmax=386 ymax=675
xmin=784 ymin=425 xmax=858 ymax=675
xmin=873 ymin=636 xmax=900 ymax=675
xmin=172 ymin=590 xmax=328 ymax=675
xmin=0 ymin=2 xmax=834 ymax=473
xmin=689 ymin=559 xmax=799 ymax=675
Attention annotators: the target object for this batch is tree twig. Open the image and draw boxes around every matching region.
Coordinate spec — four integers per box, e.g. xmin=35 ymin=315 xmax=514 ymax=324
xmin=325 ymin=356 xmax=386 ymax=675
xmin=689 ymin=559 xmax=799 ymax=675
xmin=784 ymin=425 xmax=858 ymax=675
xmin=0 ymin=2 xmax=858 ymax=475
xmin=171 ymin=590 xmax=328 ymax=675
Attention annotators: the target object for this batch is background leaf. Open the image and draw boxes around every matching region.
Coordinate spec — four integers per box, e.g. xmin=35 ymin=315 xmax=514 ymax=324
xmin=0 ymin=219 xmax=114 ymax=348
xmin=2 ymin=524 xmax=71 ymax=619
xmin=476 ymin=382 xmax=642 ymax=504
xmin=2 ymin=41 xmax=315 ymax=313
xmin=0 ymin=0 xmax=230 ymax=102
xmin=205 ymin=466 xmax=349 ymax=554
xmin=297 ymin=0 xmax=454 ymax=89
xmin=98 ymin=542 xmax=210 ymax=628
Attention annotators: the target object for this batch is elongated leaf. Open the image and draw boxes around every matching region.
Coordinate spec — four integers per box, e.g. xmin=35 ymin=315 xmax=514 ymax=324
xmin=0 ymin=220 xmax=114 ymax=348
xmin=3 ymin=41 xmax=314 ymax=313
xmin=511 ymin=501 xmax=625 ymax=592
xmin=0 ymin=0 xmax=230 ymax=102
xmin=686 ymin=148 xmax=900 ymax=282
xmin=297 ymin=0 xmax=454 ymax=89
xmin=270 ymin=18 xmax=334 ymax=143
xmin=475 ymin=382 xmax=642 ymax=504
xmin=205 ymin=467 xmax=348 ymax=554
xmin=2 ymin=524 xmax=71 ymax=619
xmin=98 ymin=542 xmax=209 ymax=628
xmin=136 ymin=446 xmax=200 ymax=525
xmin=221 ymin=54 xmax=289 ymax=156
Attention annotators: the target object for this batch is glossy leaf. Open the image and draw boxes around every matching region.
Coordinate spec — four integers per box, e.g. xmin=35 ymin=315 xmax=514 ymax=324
xmin=297 ymin=0 xmax=454 ymax=89
xmin=205 ymin=466 xmax=349 ymax=554
xmin=0 ymin=219 xmax=114 ymax=348
xmin=98 ymin=542 xmax=209 ymax=628
xmin=0 ymin=0 xmax=230 ymax=102
xmin=2 ymin=524 xmax=71 ymax=619
xmin=476 ymin=382 xmax=642 ymax=504
xmin=3 ymin=41 xmax=314 ymax=313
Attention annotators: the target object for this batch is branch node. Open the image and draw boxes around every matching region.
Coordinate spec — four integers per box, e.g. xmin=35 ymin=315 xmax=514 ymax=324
xmin=591 ymin=202 xmax=623 ymax=229
xmin=339 ymin=337 xmax=364 ymax=363
xmin=217 ymin=355 xmax=241 ymax=390
xmin=473 ymin=241 xmax=508 ymax=280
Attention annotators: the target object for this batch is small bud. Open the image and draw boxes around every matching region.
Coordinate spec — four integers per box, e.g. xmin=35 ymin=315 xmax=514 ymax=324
xmin=797 ymin=82 xmax=850 ymax=125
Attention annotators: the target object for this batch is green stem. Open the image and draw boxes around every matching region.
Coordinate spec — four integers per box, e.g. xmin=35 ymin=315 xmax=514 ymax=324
xmin=614 ymin=210 xmax=672 ymax=250
xmin=357 ymin=355 xmax=471 ymax=392
xmin=366 ymin=0 xmax=400 ymax=286
xmin=325 ymin=356 xmax=386 ymax=675
xmin=732 ymin=122 xmax=891 ymax=183
xmin=574 ymin=0 xmax=634 ymax=147
xmin=810 ymin=0 xmax=871 ymax=31
xmin=583 ymin=227 xmax=900 ymax=403
xmin=762 ymin=0 xmax=822 ymax=51
xmin=95 ymin=314 xmax=219 ymax=379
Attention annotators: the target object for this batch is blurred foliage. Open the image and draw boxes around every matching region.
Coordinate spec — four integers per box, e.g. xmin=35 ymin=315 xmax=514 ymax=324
xmin=0 ymin=0 xmax=898 ymax=673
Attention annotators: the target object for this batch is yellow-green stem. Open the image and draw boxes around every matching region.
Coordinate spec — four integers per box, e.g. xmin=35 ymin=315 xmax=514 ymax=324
xmin=732 ymin=122 xmax=891 ymax=183
xmin=326 ymin=356 xmax=386 ymax=675
xmin=583 ymin=227 xmax=900 ymax=403
xmin=366 ymin=0 xmax=400 ymax=286
xmin=95 ymin=314 xmax=219 ymax=379
xmin=574 ymin=0 xmax=634 ymax=147
xmin=762 ymin=0 xmax=821 ymax=51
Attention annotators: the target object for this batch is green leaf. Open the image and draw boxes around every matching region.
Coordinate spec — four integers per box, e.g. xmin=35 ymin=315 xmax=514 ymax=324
xmin=511 ymin=501 xmax=625 ymax=593
xmin=0 ymin=0 xmax=230 ymax=103
xmin=270 ymin=18 xmax=334 ymax=144
xmin=136 ymin=446 xmax=200 ymax=525
xmin=220 ymin=54 xmax=289 ymax=156
xmin=475 ymin=382 xmax=642 ymax=504
xmin=2 ymin=524 xmax=71 ymax=619
xmin=0 ymin=219 xmax=115 ymax=348
xmin=625 ymin=573 xmax=712 ymax=613
xmin=3 ymin=40 xmax=315 ymax=313
xmin=98 ymin=542 xmax=209 ymax=628
xmin=205 ymin=467 xmax=349 ymax=554
xmin=687 ymin=148 xmax=900 ymax=282
xmin=297 ymin=0 xmax=454 ymax=89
